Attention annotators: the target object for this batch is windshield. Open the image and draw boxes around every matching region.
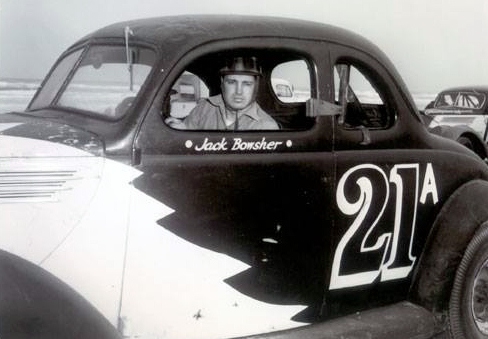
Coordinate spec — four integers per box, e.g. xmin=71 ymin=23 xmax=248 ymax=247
xmin=434 ymin=90 xmax=486 ymax=109
xmin=29 ymin=45 xmax=156 ymax=119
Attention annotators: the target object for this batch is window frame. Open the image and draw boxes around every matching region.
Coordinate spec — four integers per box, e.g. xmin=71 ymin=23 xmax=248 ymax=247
xmin=161 ymin=47 xmax=317 ymax=132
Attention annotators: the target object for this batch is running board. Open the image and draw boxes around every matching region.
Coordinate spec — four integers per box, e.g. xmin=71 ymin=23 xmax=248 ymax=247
xmin=236 ymin=301 xmax=442 ymax=339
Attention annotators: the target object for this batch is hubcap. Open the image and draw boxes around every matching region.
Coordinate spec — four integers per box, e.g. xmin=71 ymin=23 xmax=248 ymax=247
xmin=472 ymin=258 xmax=488 ymax=335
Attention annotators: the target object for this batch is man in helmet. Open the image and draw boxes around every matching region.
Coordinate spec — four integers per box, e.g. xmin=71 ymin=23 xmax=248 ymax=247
xmin=167 ymin=56 xmax=279 ymax=130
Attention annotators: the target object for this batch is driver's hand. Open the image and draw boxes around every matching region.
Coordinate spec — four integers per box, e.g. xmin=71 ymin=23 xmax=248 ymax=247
xmin=165 ymin=117 xmax=186 ymax=130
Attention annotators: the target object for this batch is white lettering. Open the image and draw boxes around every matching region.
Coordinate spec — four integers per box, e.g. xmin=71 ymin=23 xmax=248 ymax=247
xmin=192 ymin=137 xmax=284 ymax=152
xmin=331 ymin=163 xmax=436 ymax=290
xmin=194 ymin=137 xmax=228 ymax=151
xmin=420 ymin=163 xmax=438 ymax=204
xmin=231 ymin=137 xmax=283 ymax=151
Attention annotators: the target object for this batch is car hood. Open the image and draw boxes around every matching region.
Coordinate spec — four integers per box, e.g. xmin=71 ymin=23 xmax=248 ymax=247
xmin=0 ymin=113 xmax=104 ymax=157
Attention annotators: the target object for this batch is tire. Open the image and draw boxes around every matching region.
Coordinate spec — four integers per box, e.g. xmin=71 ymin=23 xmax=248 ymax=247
xmin=449 ymin=225 xmax=488 ymax=338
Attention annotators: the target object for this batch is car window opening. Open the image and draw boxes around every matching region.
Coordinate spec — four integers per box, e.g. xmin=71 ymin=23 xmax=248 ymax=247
xmin=334 ymin=63 xmax=392 ymax=129
xmin=164 ymin=53 xmax=314 ymax=131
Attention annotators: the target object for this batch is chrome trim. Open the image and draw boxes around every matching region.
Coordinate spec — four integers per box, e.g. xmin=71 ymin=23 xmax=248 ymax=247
xmin=0 ymin=170 xmax=78 ymax=203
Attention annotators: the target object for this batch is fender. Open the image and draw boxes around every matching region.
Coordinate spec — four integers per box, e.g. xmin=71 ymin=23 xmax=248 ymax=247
xmin=0 ymin=250 xmax=121 ymax=339
xmin=429 ymin=124 xmax=488 ymax=159
xmin=410 ymin=179 xmax=488 ymax=316
xmin=429 ymin=124 xmax=474 ymax=141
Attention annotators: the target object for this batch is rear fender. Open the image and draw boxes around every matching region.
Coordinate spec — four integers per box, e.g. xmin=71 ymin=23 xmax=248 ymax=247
xmin=410 ymin=179 xmax=488 ymax=315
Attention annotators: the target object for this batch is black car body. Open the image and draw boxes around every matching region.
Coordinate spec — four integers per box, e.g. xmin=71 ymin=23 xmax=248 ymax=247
xmin=1 ymin=15 xmax=488 ymax=339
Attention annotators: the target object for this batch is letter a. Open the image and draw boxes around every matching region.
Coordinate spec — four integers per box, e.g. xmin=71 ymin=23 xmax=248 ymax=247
xmin=420 ymin=163 xmax=438 ymax=205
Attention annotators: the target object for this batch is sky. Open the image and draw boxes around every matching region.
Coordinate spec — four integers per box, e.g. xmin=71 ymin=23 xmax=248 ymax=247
xmin=0 ymin=0 xmax=487 ymax=94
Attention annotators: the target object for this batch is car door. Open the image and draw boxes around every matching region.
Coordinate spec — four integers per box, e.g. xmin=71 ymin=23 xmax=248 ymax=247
xmin=119 ymin=39 xmax=338 ymax=337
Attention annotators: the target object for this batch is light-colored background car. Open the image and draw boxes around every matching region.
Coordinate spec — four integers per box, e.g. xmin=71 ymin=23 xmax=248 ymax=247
xmin=423 ymin=86 xmax=488 ymax=160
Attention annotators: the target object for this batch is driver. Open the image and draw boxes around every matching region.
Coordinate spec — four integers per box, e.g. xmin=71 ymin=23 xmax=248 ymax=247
xmin=167 ymin=56 xmax=279 ymax=130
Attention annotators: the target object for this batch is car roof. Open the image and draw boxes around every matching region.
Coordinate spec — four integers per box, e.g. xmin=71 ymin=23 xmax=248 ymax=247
xmin=70 ymin=15 xmax=390 ymax=65
xmin=62 ymin=15 xmax=416 ymax=113
xmin=439 ymin=86 xmax=488 ymax=94
xmin=77 ymin=15 xmax=366 ymax=44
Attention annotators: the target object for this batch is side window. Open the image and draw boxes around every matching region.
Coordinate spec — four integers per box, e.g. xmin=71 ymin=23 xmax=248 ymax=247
xmin=163 ymin=51 xmax=314 ymax=131
xmin=334 ymin=63 xmax=391 ymax=129
xmin=271 ymin=60 xmax=310 ymax=103
xmin=456 ymin=92 xmax=485 ymax=109
xmin=436 ymin=93 xmax=455 ymax=107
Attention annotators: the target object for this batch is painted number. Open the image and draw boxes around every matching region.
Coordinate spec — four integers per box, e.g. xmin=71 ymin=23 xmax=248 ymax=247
xmin=329 ymin=163 xmax=438 ymax=290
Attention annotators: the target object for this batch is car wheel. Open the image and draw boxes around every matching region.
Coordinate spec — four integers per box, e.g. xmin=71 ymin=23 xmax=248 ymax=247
xmin=449 ymin=225 xmax=488 ymax=338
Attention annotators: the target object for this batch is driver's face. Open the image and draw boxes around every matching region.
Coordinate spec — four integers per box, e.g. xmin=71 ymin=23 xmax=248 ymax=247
xmin=221 ymin=74 xmax=257 ymax=111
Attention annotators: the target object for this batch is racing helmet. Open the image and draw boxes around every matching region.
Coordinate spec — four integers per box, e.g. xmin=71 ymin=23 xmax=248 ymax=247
xmin=220 ymin=56 xmax=261 ymax=76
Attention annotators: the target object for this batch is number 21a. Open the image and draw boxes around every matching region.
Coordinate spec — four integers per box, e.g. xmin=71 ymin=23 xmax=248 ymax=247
xmin=329 ymin=163 xmax=438 ymax=290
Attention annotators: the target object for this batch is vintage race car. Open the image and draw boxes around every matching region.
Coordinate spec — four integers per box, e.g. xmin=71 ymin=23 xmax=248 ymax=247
xmin=2 ymin=15 xmax=488 ymax=339
xmin=423 ymin=86 xmax=488 ymax=160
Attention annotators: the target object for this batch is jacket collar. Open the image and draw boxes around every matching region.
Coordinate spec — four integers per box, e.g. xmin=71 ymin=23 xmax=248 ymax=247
xmin=208 ymin=95 xmax=260 ymax=121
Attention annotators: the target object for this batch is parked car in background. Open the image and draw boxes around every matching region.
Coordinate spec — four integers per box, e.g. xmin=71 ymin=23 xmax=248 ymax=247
xmin=3 ymin=15 xmax=488 ymax=339
xmin=423 ymin=86 xmax=488 ymax=160
xmin=271 ymin=78 xmax=295 ymax=102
